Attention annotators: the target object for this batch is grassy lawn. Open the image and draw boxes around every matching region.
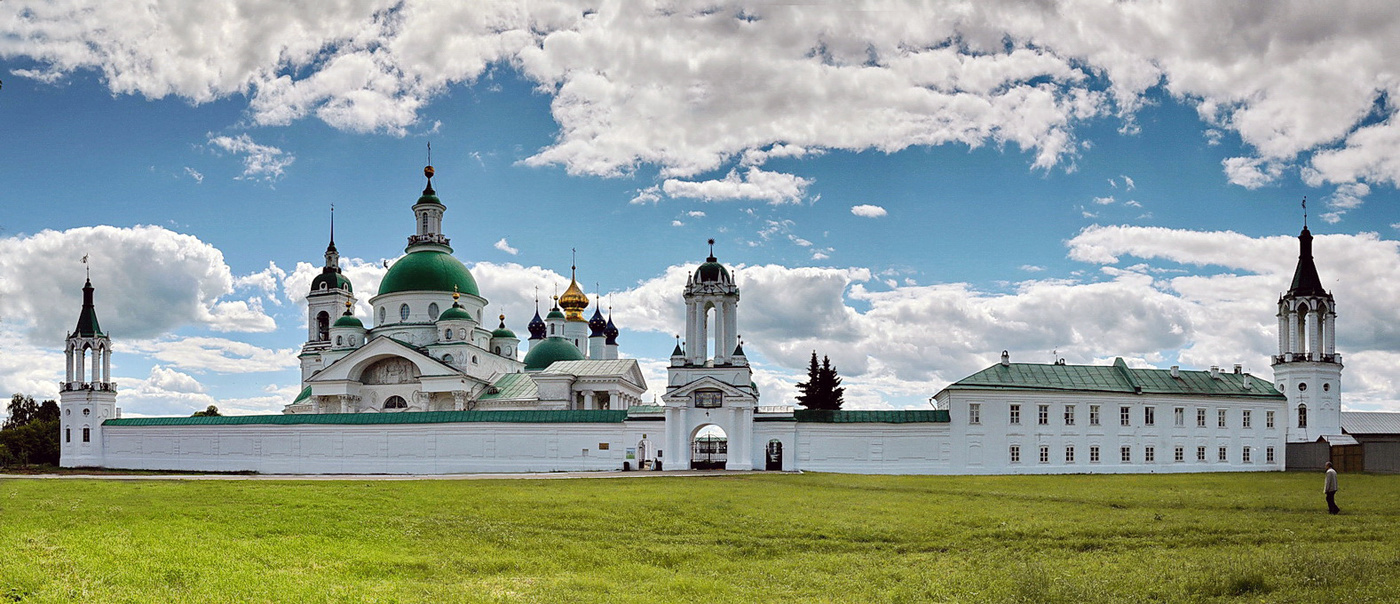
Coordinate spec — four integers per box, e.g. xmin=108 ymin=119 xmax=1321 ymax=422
xmin=1 ymin=472 xmax=1396 ymax=603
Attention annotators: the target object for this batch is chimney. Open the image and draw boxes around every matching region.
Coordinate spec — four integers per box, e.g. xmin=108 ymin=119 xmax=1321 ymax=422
xmin=1170 ymin=365 xmax=1179 ymax=378
xmin=1210 ymin=365 xmax=1220 ymax=379
xmin=1233 ymin=364 xmax=1242 ymax=374
xmin=1000 ymin=350 xmax=1010 ymax=367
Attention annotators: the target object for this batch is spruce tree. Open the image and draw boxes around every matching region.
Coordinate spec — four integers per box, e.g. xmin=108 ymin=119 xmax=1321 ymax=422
xmin=795 ymin=352 xmax=820 ymax=409
xmin=795 ymin=352 xmax=845 ymax=410
xmin=818 ymin=355 xmax=845 ymax=410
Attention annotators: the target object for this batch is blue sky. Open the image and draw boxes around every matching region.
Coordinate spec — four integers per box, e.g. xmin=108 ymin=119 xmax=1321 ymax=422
xmin=4 ymin=1 xmax=1400 ymax=416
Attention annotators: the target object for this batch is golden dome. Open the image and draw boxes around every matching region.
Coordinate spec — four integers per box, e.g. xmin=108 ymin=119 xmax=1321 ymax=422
xmin=558 ymin=274 xmax=589 ymax=321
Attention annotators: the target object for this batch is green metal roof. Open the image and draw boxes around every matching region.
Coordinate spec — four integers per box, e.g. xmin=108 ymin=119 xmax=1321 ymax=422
xmin=332 ymin=313 xmax=363 ymax=328
xmin=542 ymin=359 xmax=638 ymax=379
xmin=105 ymin=409 xmax=628 ymax=427
xmin=438 ymin=304 xmax=473 ymax=321
xmin=948 ymin=358 xmax=1285 ymax=399
xmin=310 ymin=271 xmax=352 ymax=293
xmin=478 ymin=373 xmax=538 ymax=401
xmin=522 ymin=336 xmax=585 ymax=371
xmin=378 ymin=250 xmax=479 ymax=296
xmin=72 ymin=279 xmax=104 ymax=337
xmin=292 ymin=386 xmax=312 ymax=404
xmin=794 ymin=409 xmax=950 ymax=423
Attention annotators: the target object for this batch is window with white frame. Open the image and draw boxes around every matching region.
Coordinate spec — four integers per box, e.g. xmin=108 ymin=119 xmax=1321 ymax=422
xmin=1242 ymin=410 xmax=1252 ymax=429
xmin=1242 ymin=447 xmax=1252 ymax=463
xmin=1218 ymin=408 xmax=1227 ymax=428
xmin=1089 ymin=445 xmax=1100 ymax=463
xmin=428 ymin=302 xmax=439 ymax=320
xmin=1009 ymin=404 xmax=1021 ymax=425
xmin=1089 ymin=405 xmax=1100 ymax=426
xmin=1038 ymin=404 xmax=1049 ymax=425
xmin=1120 ymin=406 xmax=1131 ymax=426
xmin=1065 ymin=445 xmax=1075 ymax=463
xmin=1174 ymin=446 xmax=1184 ymax=462
xmin=1197 ymin=446 xmax=1206 ymax=462
xmin=399 ymin=303 xmax=410 ymax=321
xmin=968 ymin=403 xmax=981 ymax=425
xmin=1298 ymin=404 xmax=1308 ymax=428
xmin=1266 ymin=446 xmax=1275 ymax=464
xmin=82 ymin=427 xmax=90 ymax=442
xmin=1174 ymin=407 xmax=1185 ymax=427
xmin=1266 ymin=410 xmax=1275 ymax=429
xmin=1009 ymin=445 xmax=1021 ymax=463
xmin=1145 ymin=446 xmax=1155 ymax=463
xmin=1064 ymin=404 xmax=1075 ymax=426
xmin=1218 ymin=446 xmax=1228 ymax=462
xmin=1039 ymin=445 xmax=1050 ymax=464
xmin=1197 ymin=408 xmax=1207 ymax=427
xmin=1120 ymin=445 xmax=1131 ymax=463
xmin=1144 ymin=406 xmax=1156 ymax=426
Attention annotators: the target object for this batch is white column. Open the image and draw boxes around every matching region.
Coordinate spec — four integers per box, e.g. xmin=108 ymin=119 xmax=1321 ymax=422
xmin=1310 ymin=307 xmax=1323 ymax=360
xmin=65 ymin=344 xmax=74 ymax=384
xmin=76 ymin=347 xmax=86 ymax=385
xmin=1325 ymin=311 xmax=1336 ymax=356
xmin=1290 ymin=310 xmax=1303 ymax=358
xmin=1277 ymin=313 xmax=1289 ymax=356
xmin=102 ymin=347 xmax=111 ymax=384
xmin=583 ymin=390 xmax=595 ymax=410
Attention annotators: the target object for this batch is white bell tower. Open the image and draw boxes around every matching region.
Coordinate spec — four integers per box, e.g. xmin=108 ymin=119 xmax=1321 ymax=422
xmin=301 ymin=210 xmax=356 ymax=382
xmin=60 ymin=277 xmax=118 ymax=468
xmin=1273 ymin=222 xmax=1343 ymax=443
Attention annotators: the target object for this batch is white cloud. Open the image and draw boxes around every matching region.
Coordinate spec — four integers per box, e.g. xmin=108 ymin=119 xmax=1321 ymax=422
xmin=126 ymin=337 xmax=299 ymax=374
xmin=207 ymin=133 xmax=294 ymax=181
xmin=1020 ymin=265 xmax=1045 ymax=272
xmin=850 ymin=204 xmax=888 ymax=218
xmin=686 ymin=211 xmax=706 ymax=218
xmin=662 ymin=168 xmax=812 ymax=204
xmin=183 ymin=167 xmax=203 ymax=183
xmin=1122 ymin=175 xmax=1135 ymax=191
xmin=1222 ymin=156 xmax=1284 ymax=189
xmin=1093 ymin=196 xmax=1116 ymax=205
xmin=494 ymin=238 xmax=519 ymax=255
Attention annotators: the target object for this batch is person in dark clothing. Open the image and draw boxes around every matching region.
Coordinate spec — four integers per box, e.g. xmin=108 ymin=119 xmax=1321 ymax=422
xmin=1324 ymin=462 xmax=1340 ymax=515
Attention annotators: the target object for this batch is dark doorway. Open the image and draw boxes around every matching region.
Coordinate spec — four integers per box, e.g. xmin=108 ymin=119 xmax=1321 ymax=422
xmin=765 ymin=439 xmax=783 ymax=471
xmin=691 ymin=425 xmax=728 ymax=470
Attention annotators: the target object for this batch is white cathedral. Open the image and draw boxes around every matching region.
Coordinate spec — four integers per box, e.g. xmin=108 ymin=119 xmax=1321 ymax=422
xmin=56 ymin=165 xmax=1386 ymax=474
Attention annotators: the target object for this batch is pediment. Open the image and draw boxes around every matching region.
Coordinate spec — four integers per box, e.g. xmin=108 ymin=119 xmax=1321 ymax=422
xmin=310 ymin=337 xmax=457 ymax=384
xmin=667 ymin=376 xmax=752 ymax=400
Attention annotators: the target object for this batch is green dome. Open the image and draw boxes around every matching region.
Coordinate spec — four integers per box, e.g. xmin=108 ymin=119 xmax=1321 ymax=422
xmin=333 ymin=314 xmax=364 ymax=329
xmin=310 ymin=271 xmax=352 ymax=293
xmin=415 ymin=193 xmax=443 ymax=206
xmin=492 ymin=326 xmax=517 ymax=339
xmin=379 ymin=250 xmax=479 ymax=296
xmin=438 ymin=304 xmax=473 ymax=321
xmin=546 ymin=308 xmax=566 ymax=320
xmin=522 ymin=336 xmax=584 ymax=371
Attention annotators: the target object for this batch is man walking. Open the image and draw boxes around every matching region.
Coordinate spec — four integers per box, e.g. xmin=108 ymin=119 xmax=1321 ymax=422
xmin=1324 ymin=461 xmax=1340 ymax=515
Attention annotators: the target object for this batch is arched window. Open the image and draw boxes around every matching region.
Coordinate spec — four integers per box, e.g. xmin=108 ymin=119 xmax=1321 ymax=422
xmin=384 ymin=396 xmax=408 ymax=409
xmin=445 ymin=328 xmax=454 ymax=340
xmin=428 ymin=303 xmax=440 ymax=320
xmin=443 ymin=354 xmax=454 ymax=364
xmin=472 ymin=355 xmax=478 ymax=365
xmin=494 ymin=346 xmax=501 ymax=354
xmin=82 ymin=427 xmax=91 ymax=442
xmin=1298 ymin=404 xmax=1308 ymax=428
xmin=316 ymin=311 xmax=330 ymax=341
xmin=335 ymin=336 xmax=343 ymax=347
xmin=400 ymin=304 xmax=410 ymax=321
xmin=378 ymin=307 xmax=386 ymax=324
xmin=65 ymin=428 xmax=71 ymax=443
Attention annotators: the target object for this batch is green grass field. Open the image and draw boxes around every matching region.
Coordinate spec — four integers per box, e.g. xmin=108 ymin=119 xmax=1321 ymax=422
xmin=1 ymin=472 xmax=1396 ymax=603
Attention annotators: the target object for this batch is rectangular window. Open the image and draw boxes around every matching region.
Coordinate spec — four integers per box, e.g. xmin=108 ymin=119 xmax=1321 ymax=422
xmin=1009 ymin=445 xmax=1021 ymax=464
xmin=1218 ymin=446 xmax=1228 ymax=462
xmin=1218 ymin=409 xmax=1227 ymax=428
xmin=1120 ymin=406 xmax=1131 ymax=427
xmin=1197 ymin=408 xmax=1207 ymax=428
xmin=1267 ymin=446 xmax=1276 ymax=464
xmin=1144 ymin=407 xmax=1156 ymax=427
xmin=1039 ymin=445 xmax=1050 ymax=464
xmin=1144 ymin=446 xmax=1155 ymax=463
xmin=1242 ymin=447 xmax=1252 ymax=463
xmin=1089 ymin=405 xmax=1101 ymax=426
xmin=1174 ymin=446 xmax=1184 ymax=462
xmin=1197 ymin=446 xmax=1207 ymax=462
xmin=1065 ymin=445 xmax=1075 ymax=463
xmin=82 ymin=428 xmax=90 ymax=443
xmin=1242 ymin=410 xmax=1252 ymax=429
xmin=1009 ymin=404 xmax=1021 ymax=425
xmin=1089 ymin=445 xmax=1100 ymax=463
xmin=65 ymin=428 xmax=71 ymax=443
xmin=1120 ymin=446 xmax=1131 ymax=463
xmin=1266 ymin=410 xmax=1275 ymax=429
xmin=1174 ymin=407 xmax=1185 ymax=427
xmin=1064 ymin=404 xmax=1076 ymax=426
xmin=968 ymin=403 xmax=981 ymax=425
xmin=1038 ymin=404 xmax=1049 ymax=426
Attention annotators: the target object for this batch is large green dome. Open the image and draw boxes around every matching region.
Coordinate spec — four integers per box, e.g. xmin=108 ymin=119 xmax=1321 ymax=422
xmin=522 ymin=336 xmax=585 ymax=371
xmin=378 ymin=250 xmax=479 ymax=296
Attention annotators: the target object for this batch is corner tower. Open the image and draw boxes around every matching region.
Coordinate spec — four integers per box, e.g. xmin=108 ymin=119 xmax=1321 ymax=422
xmin=1273 ymin=224 xmax=1342 ymax=443
xmin=60 ymin=277 xmax=117 ymax=468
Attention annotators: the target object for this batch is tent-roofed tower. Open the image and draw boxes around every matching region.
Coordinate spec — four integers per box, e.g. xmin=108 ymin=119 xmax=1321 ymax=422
xmin=301 ymin=209 xmax=356 ymax=381
xmin=1273 ymin=218 xmax=1343 ymax=444
xmin=61 ymin=276 xmax=118 ymax=468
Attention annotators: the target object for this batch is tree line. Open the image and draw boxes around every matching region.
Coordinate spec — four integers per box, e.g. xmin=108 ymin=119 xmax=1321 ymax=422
xmin=1 ymin=394 xmax=60 ymax=466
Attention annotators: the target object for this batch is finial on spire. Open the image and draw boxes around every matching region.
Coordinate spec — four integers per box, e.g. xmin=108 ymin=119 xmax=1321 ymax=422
xmin=708 ymin=238 xmax=715 ymax=255
xmin=329 ymin=203 xmax=335 ymax=245
xmin=81 ymin=253 xmax=89 ymax=280
xmin=452 ymin=285 xmax=460 ymax=301
xmin=423 ymin=144 xmax=436 ymax=195
xmin=571 ymin=247 xmax=577 ymax=274
xmin=1302 ymin=196 xmax=1308 ymax=229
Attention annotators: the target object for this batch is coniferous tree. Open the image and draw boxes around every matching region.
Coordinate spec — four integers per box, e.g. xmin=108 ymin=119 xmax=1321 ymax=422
xmin=795 ymin=352 xmax=820 ymax=409
xmin=818 ymin=355 xmax=845 ymax=410
xmin=795 ymin=352 xmax=845 ymax=410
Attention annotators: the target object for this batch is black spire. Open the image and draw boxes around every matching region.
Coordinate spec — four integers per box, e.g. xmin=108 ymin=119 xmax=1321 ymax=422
xmin=72 ymin=278 xmax=103 ymax=337
xmin=1287 ymin=226 xmax=1328 ymax=297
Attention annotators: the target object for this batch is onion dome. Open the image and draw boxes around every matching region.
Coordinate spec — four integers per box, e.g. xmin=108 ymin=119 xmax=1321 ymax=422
xmin=546 ymin=296 xmax=566 ymax=321
xmin=333 ymin=302 xmax=363 ymax=328
xmin=439 ymin=290 xmax=474 ymax=321
xmin=604 ymin=314 xmax=619 ymax=346
xmin=588 ymin=306 xmax=607 ymax=337
xmin=522 ymin=336 xmax=585 ymax=371
xmin=379 ymin=250 xmax=479 ymax=296
xmin=416 ymin=165 xmax=443 ymax=206
xmin=527 ymin=308 xmax=546 ymax=340
xmin=72 ymin=278 xmax=104 ymax=337
xmin=492 ymin=314 xmax=517 ymax=339
xmin=558 ymin=271 xmax=589 ymax=321
xmin=694 ymin=238 xmax=731 ymax=283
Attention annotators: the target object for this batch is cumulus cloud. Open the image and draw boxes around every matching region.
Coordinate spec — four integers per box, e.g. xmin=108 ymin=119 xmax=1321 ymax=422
xmin=126 ymin=337 xmax=299 ymax=374
xmin=662 ymin=168 xmax=812 ymax=204
xmin=207 ymin=133 xmax=295 ymax=181
xmin=851 ymin=204 xmax=888 ymax=218
xmin=0 ymin=225 xmax=277 ymax=341
xmin=494 ymin=238 xmax=519 ymax=255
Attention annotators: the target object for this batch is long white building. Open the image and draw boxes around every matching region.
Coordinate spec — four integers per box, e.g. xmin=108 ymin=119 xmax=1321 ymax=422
xmin=56 ymin=166 xmax=1357 ymax=474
